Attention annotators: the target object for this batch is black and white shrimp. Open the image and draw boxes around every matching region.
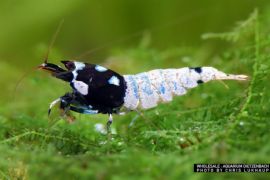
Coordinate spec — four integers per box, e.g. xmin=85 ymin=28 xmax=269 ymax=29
xmin=38 ymin=60 xmax=248 ymax=130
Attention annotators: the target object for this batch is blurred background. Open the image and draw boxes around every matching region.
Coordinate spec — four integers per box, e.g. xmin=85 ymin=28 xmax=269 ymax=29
xmin=0 ymin=0 xmax=268 ymax=114
xmin=0 ymin=0 xmax=268 ymax=99
xmin=0 ymin=0 xmax=268 ymax=67
xmin=0 ymin=0 xmax=270 ymax=179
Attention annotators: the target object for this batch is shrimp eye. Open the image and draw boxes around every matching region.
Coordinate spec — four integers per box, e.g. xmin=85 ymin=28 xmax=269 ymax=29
xmin=61 ymin=60 xmax=75 ymax=70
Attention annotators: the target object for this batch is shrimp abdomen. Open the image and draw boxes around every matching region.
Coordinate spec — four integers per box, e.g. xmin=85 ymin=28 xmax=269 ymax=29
xmin=123 ymin=67 xmax=248 ymax=110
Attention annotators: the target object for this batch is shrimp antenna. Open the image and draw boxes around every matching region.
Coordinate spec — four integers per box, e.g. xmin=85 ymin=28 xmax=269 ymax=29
xmin=44 ymin=19 xmax=65 ymax=63
xmin=11 ymin=20 xmax=64 ymax=101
